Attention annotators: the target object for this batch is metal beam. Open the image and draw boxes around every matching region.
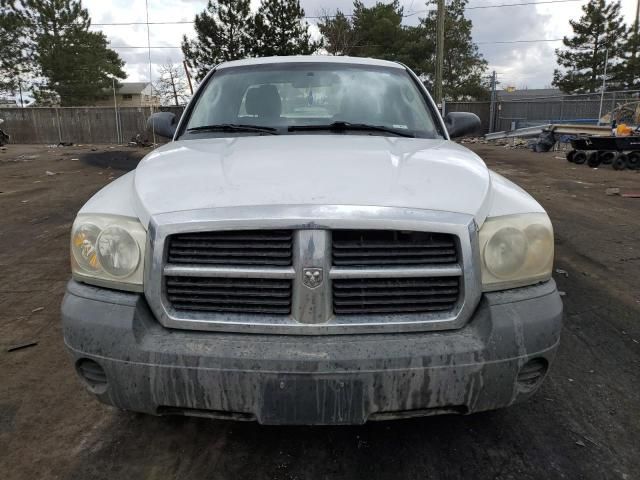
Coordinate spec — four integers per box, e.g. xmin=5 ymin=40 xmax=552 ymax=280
xmin=484 ymin=124 xmax=610 ymax=141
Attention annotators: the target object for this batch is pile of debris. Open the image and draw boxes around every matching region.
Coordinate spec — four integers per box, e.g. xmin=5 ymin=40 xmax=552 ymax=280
xmin=459 ymin=136 xmax=487 ymax=145
xmin=485 ymin=124 xmax=611 ymax=153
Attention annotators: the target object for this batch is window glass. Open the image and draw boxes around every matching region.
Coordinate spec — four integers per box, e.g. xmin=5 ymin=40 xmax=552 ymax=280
xmin=185 ymin=63 xmax=440 ymax=138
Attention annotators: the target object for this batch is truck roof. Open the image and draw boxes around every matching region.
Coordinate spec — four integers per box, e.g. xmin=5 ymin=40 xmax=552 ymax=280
xmin=216 ymin=55 xmax=405 ymax=70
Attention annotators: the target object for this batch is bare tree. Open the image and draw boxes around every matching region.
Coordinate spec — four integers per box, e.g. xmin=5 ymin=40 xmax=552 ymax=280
xmin=317 ymin=9 xmax=358 ymax=56
xmin=154 ymin=61 xmax=190 ymax=106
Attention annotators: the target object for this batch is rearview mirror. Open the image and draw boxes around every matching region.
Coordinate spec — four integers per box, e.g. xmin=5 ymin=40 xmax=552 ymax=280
xmin=147 ymin=112 xmax=178 ymax=139
xmin=444 ymin=112 xmax=481 ymax=139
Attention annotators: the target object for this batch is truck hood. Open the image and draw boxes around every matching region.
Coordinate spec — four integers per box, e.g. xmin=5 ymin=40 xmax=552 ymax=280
xmin=133 ymin=136 xmax=492 ymax=226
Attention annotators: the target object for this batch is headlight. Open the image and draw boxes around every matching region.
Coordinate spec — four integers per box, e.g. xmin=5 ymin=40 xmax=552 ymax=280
xmin=479 ymin=213 xmax=554 ymax=291
xmin=71 ymin=214 xmax=146 ymax=291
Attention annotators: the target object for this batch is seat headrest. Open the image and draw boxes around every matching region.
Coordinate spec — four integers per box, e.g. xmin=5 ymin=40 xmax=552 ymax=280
xmin=245 ymin=85 xmax=282 ymax=118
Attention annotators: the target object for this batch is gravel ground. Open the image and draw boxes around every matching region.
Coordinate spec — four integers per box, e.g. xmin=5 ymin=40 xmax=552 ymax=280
xmin=0 ymin=142 xmax=638 ymax=480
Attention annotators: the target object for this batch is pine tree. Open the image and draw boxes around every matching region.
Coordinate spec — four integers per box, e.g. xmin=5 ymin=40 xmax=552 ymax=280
xmin=553 ymin=0 xmax=627 ymax=93
xmin=349 ymin=0 xmax=406 ymax=61
xmin=318 ymin=0 xmax=488 ymax=100
xmin=181 ymin=0 xmax=253 ymax=82
xmin=317 ymin=11 xmax=357 ymax=56
xmin=417 ymin=0 xmax=488 ymax=100
xmin=0 ymin=0 xmax=29 ymax=95
xmin=619 ymin=19 xmax=640 ymax=89
xmin=252 ymin=0 xmax=320 ymax=57
xmin=18 ymin=0 xmax=126 ymax=106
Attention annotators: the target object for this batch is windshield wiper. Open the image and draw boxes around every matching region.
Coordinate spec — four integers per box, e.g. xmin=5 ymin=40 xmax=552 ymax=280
xmin=288 ymin=121 xmax=415 ymax=138
xmin=187 ymin=124 xmax=279 ymax=135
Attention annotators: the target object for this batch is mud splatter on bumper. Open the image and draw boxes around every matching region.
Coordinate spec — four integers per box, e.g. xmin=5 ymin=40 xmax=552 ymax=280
xmin=62 ymin=280 xmax=562 ymax=425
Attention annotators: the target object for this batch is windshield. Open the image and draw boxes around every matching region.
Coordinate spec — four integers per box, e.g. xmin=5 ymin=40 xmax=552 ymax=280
xmin=181 ymin=63 xmax=442 ymax=139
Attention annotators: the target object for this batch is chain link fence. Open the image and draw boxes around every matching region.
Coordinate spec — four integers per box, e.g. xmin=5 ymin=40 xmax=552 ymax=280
xmin=446 ymin=90 xmax=640 ymax=134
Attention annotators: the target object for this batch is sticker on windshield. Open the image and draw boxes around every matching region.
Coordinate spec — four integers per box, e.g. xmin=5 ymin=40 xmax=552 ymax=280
xmin=392 ymin=124 xmax=409 ymax=129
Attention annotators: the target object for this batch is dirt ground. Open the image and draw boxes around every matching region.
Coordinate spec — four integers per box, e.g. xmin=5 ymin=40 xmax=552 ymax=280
xmin=0 ymin=142 xmax=639 ymax=480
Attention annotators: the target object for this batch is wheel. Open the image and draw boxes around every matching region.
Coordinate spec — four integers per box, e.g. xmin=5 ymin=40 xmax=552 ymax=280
xmin=600 ymin=151 xmax=616 ymax=165
xmin=628 ymin=151 xmax=640 ymax=170
xmin=566 ymin=149 xmax=576 ymax=162
xmin=573 ymin=151 xmax=587 ymax=164
xmin=612 ymin=154 xmax=628 ymax=170
xmin=587 ymin=151 xmax=601 ymax=168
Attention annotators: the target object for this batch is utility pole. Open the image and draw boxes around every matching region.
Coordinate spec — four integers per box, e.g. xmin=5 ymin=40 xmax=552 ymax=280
xmin=435 ymin=0 xmax=445 ymax=106
xmin=112 ymin=77 xmax=121 ymax=144
xmin=183 ymin=60 xmax=194 ymax=96
xmin=18 ymin=79 xmax=24 ymax=108
xmin=489 ymin=70 xmax=497 ymax=133
xmin=145 ymin=0 xmax=156 ymax=145
xmin=169 ymin=68 xmax=179 ymax=106
xmin=636 ymin=0 xmax=640 ymax=38
xmin=633 ymin=0 xmax=640 ymax=62
xmin=597 ymin=48 xmax=608 ymax=126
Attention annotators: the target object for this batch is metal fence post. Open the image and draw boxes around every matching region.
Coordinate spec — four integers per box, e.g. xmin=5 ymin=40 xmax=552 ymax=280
xmin=611 ymin=92 xmax=616 ymax=123
xmin=55 ymin=108 xmax=62 ymax=143
xmin=488 ymin=71 xmax=497 ymax=133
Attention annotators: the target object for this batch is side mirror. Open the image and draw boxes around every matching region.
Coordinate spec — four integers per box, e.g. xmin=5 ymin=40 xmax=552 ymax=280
xmin=147 ymin=112 xmax=178 ymax=139
xmin=444 ymin=112 xmax=481 ymax=139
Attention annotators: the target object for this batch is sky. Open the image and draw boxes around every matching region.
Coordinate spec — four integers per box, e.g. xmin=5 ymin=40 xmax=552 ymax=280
xmin=84 ymin=0 xmax=639 ymax=90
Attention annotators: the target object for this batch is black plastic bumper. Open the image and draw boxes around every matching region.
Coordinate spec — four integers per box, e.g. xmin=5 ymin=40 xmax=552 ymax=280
xmin=62 ymin=280 xmax=563 ymax=425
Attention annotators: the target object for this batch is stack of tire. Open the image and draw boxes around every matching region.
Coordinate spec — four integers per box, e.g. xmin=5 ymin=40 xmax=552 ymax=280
xmin=566 ymin=150 xmax=640 ymax=170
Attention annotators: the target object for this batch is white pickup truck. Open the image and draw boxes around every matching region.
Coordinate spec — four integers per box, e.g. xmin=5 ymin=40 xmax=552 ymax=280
xmin=62 ymin=56 xmax=562 ymax=425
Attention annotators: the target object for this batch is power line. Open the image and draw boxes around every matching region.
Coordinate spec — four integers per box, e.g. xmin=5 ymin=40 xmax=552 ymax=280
xmin=466 ymin=0 xmax=583 ymax=9
xmin=403 ymin=0 xmax=583 ymax=16
xmin=91 ymin=21 xmax=195 ymax=26
xmin=112 ymin=46 xmax=182 ymax=49
xmin=110 ymin=37 xmax=566 ymax=50
xmin=477 ymin=38 xmax=564 ymax=44
xmin=88 ymin=0 xmax=587 ymax=26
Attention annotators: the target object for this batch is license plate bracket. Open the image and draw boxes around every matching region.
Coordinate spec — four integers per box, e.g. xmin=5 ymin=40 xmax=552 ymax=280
xmin=259 ymin=376 xmax=366 ymax=425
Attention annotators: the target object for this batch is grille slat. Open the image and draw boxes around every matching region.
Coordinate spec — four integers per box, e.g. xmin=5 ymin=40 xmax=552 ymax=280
xmin=332 ymin=230 xmax=458 ymax=267
xmin=171 ymin=304 xmax=290 ymax=314
xmin=334 ymin=296 xmax=459 ymax=306
xmin=170 ymin=241 xmax=292 ymax=249
xmin=168 ymin=295 xmax=291 ymax=306
xmin=175 ymin=233 xmax=292 ymax=241
xmin=169 ymin=249 xmax=292 ymax=258
xmin=333 ymin=248 xmax=456 ymax=258
xmin=333 ymin=277 xmax=460 ymax=315
xmin=333 ymin=278 xmax=459 ymax=289
xmin=333 ymin=241 xmax=454 ymax=249
xmin=168 ymin=288 xmax=291 ymax=298
xmin=333 ymin=256 xmax=457 ymax=266
xmin=168 ymin=230 xmax=293 ymax=267
xmin=333 ymin=305 xmax=452 ymax=314
xmin=334 ymin=288 xmax=459 ymax=298
xmin=168 ymin=257 xmax=292 ymax=266
xmin=166 ymin=278 xmax=291 ymax=289
xmin=165 ymin=276 xmax=292 ymax=315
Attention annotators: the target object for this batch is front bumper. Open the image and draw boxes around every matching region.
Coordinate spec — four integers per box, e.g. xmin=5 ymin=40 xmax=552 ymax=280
xmin=62 ymin=279 xmax=562 ymax=425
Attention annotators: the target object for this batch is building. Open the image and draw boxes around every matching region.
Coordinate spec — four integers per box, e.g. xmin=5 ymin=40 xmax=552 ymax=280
xmin=497 ymin=88 xmax=562 ymax=102
xmin=0 ymin=97 xmax=17 ymax=108
xmin=94 ymin=82 xmax=160 ymax=108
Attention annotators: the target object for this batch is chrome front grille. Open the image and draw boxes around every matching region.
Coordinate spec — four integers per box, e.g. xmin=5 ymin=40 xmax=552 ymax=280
xmin=146 ymin=205 xmax=481 ymax=334
xmin=166 ymin=276 xmax=292 ymax=314
xmin=333 ymin=277 xmax=460 ymax=314
xmin=332 ymin=230 xmax=458 ymax=266
xmin=167 ymin=230 xmax=293 ymax=266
